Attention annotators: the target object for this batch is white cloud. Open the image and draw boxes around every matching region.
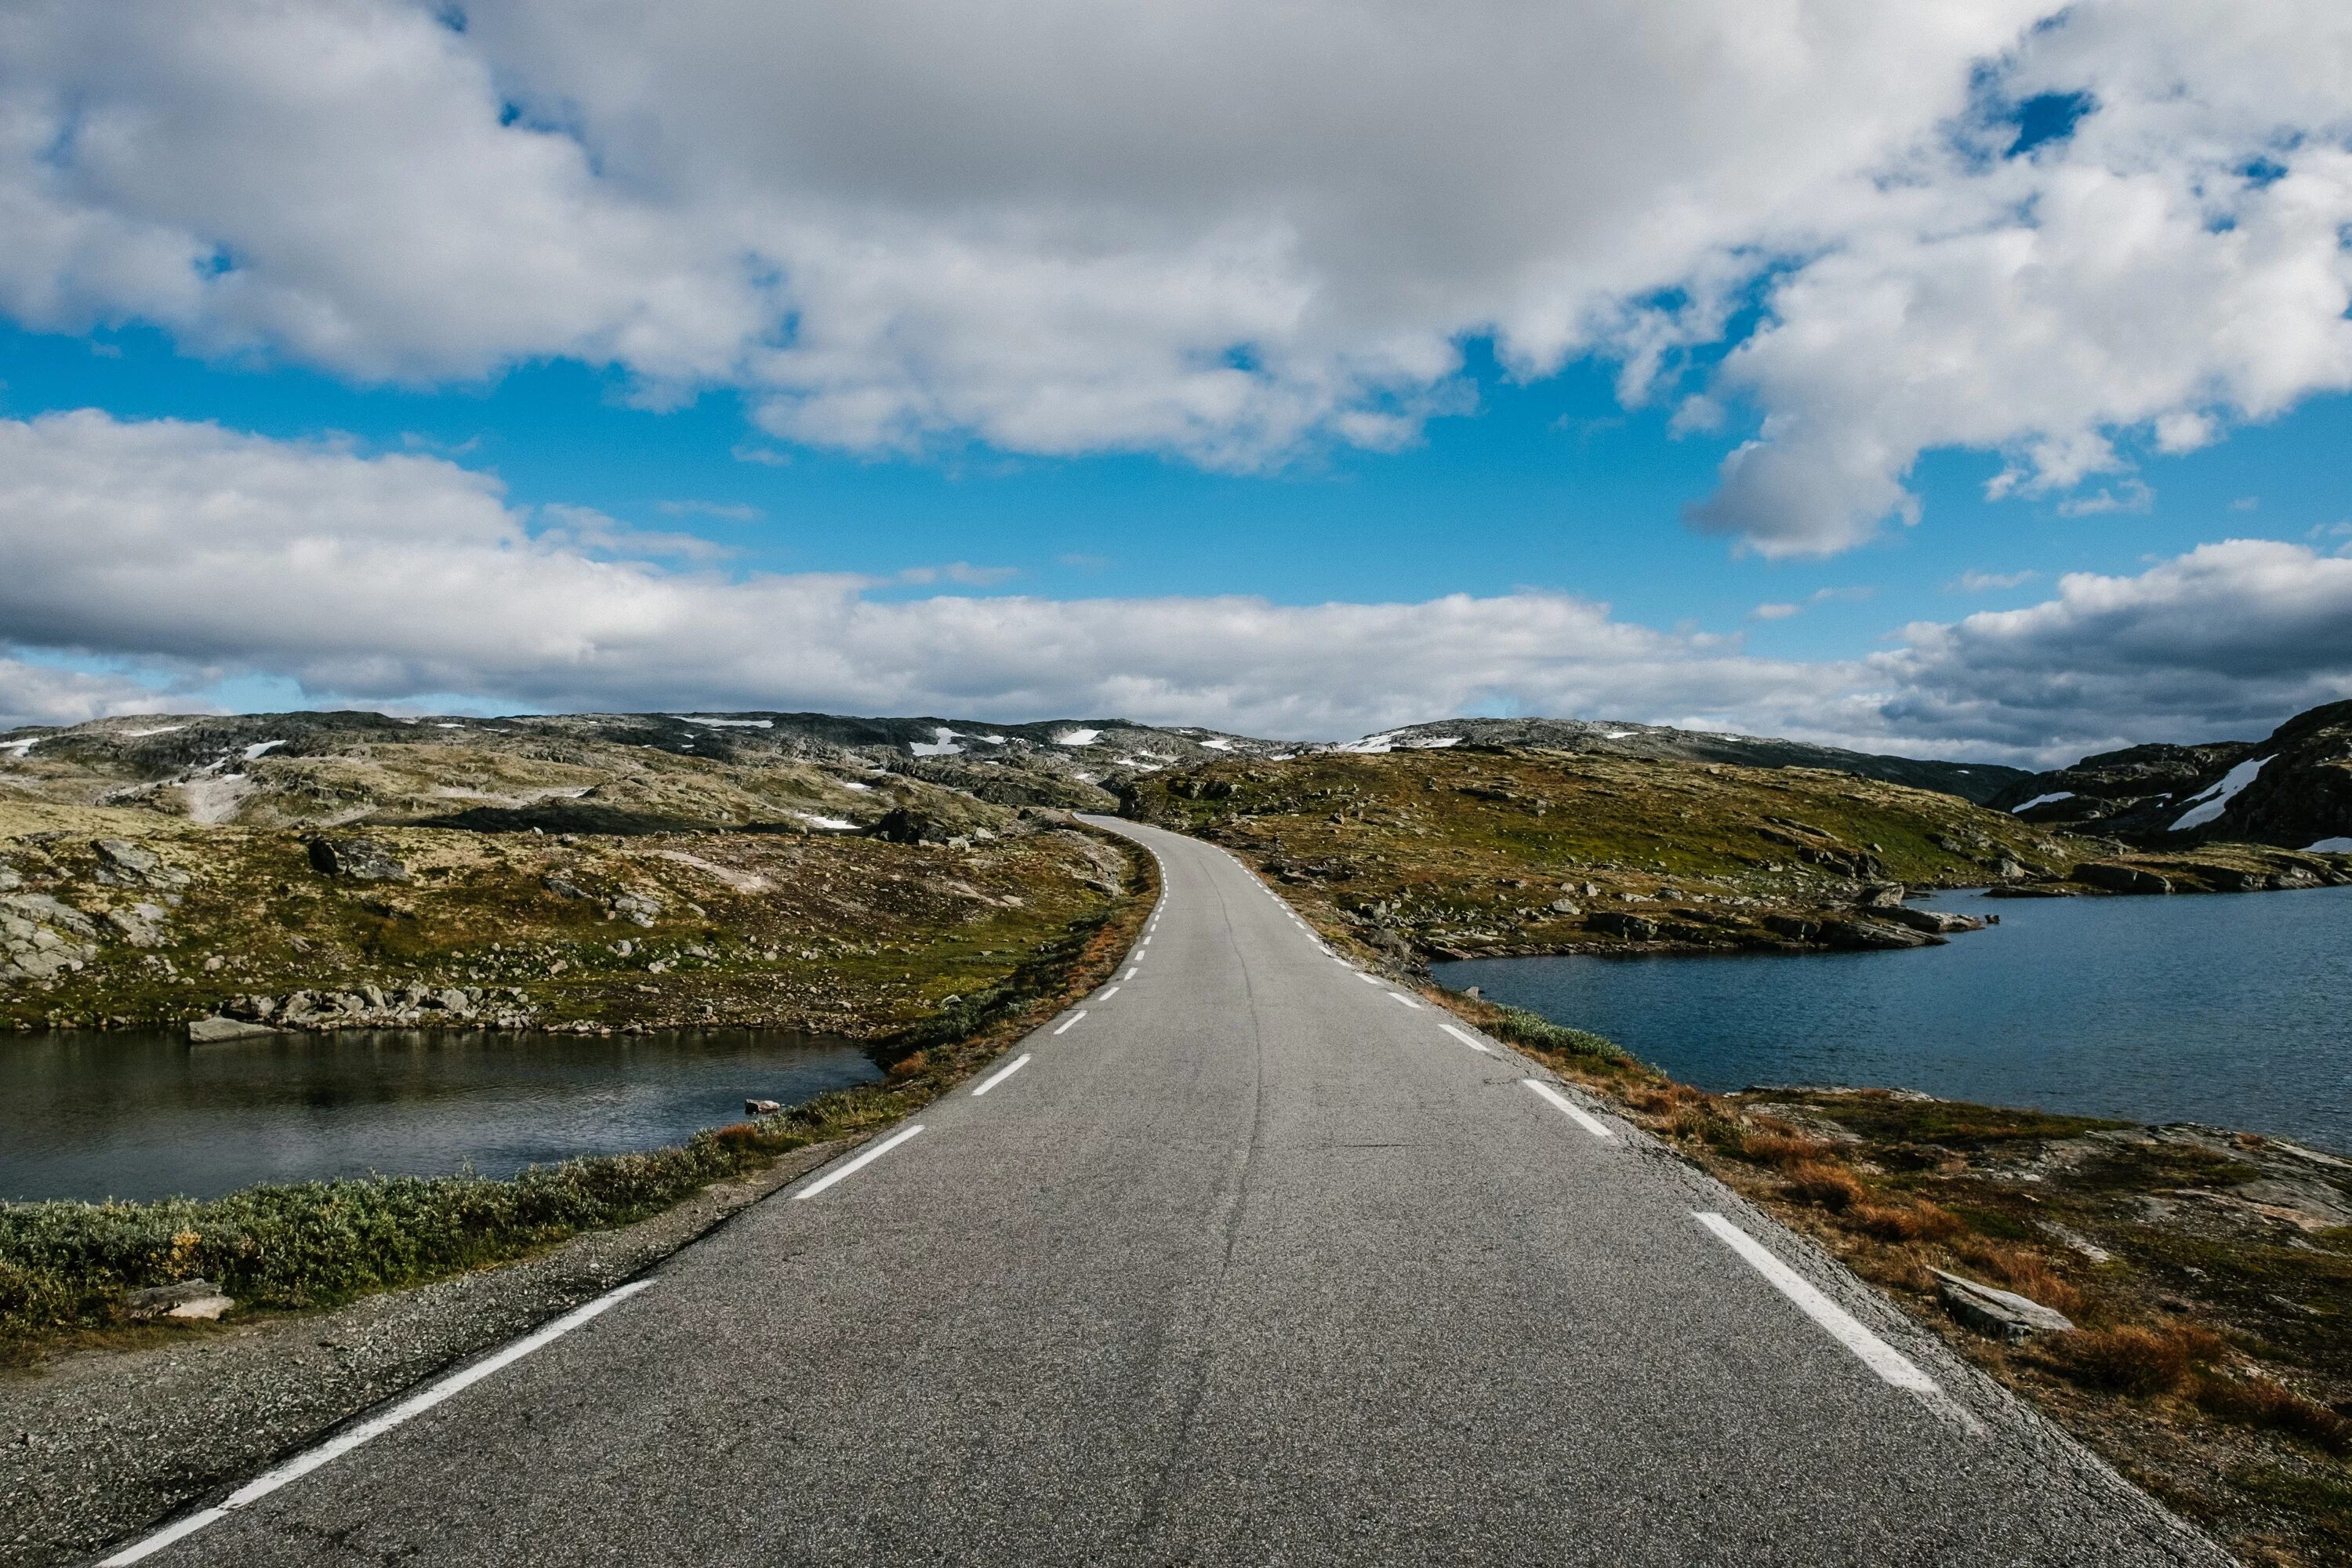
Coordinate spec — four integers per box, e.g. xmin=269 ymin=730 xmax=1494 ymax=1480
xmin=1751 ymin=602 xmax=1803 ymax=622
xmin=5 ymin=412 xmax=2352 ymax=766
xmin=1 ymin=0 xmax=2344 ymax=539
xmin=1952 ymin=569 xmax=2038 ymax=593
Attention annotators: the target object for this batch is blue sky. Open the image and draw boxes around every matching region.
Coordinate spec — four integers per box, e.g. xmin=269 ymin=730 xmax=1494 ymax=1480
xmin=0 ymin=0 xmax=2346 ymax=759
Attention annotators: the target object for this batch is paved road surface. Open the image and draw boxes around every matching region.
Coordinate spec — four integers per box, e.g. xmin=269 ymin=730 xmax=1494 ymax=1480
xmin=103 ymin=818 xmax=2226 ymax=1566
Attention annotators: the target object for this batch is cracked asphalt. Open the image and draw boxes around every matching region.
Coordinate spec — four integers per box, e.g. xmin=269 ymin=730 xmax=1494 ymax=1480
xmin=102 ymin=817 xmax=2230 ymax=1566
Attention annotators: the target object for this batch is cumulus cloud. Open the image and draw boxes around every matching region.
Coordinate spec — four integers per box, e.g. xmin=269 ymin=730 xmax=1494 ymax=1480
xmin=3 ymin=413 xmax=2349 ymax=762
xmin=1 ymin=0 xmax=2346 ymax=545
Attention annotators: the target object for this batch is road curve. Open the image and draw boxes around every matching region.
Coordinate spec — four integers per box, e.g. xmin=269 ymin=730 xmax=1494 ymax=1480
xmin=103 ymin=817 xmax=2226 ymax=1566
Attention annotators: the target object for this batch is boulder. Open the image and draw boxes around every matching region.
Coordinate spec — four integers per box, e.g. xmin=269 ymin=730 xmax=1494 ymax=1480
xmin=93 ymin=838 xmax=190 ymax=890
xmin=2071 ymin=862 xmax=2171 ymax=895
xmin=1931 ymin=1269 xmax=2074 ymax=1341
xmin=745 ymin=1098 xmax=783 ymax=1116
xmin=1856 ymin=882 xmax=1907 ymax=909
xmin=188 ymin=1014 xmax=278 ymax=1043
xmin=1875 ymin=906 xmax=1986 ymax=935
xmin=1588 ymin=911 xmax=1658 ymax=940
xmin=307 ymin=837 xmax=412 ymax=883
xmin=1818 ymin=917 xmax=1943 ymax=951
xmin=607 ymin=891 xmax=662 ymax=927
xmin=1762 ymin=913 xmax=1821 ymax=942
xmin=125 ymin=1278 xmax=235 ymax=1320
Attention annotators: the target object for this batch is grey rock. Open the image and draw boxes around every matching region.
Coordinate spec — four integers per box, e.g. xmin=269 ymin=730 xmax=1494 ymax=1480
xmin=1932 ymin=1269 xmax=2075 ymax=1341
xmin=189 ymin=1014 xmax=279 ymax=1043
xmin=124 ymin=1279 xmax=229 ymax=1320
xmin=543 ymin=876 xmax=588 ymax=900
xmin=1588 ymin=911 xmax=1657 ymax=940
xmin=307 ymin=837 xmax=412 ymax=883
xmin=1546 ymin=898 xmax=1581 ymax=915
xmin=1856 ymin=882 xmax=1907 ymax=909
xmin=1876 ymin=906 xmax=1985 ymax=935
xmin=93 ymin=838 xmax=190 ymax=890
xmin=745 ymin=1098 xmax=783 ymax=1116
xmin=1818 ymin=917 xmax=1943 ymax=950
xmin=2 ymin=892 xmax=97 ymax=938
xmin=2072 ymin=862 xmax=2172 ymax=895
xmin=103 ymin=902 xmax=170 ymax=947
xmin=607 ymin=892 xmax=662 ymax=927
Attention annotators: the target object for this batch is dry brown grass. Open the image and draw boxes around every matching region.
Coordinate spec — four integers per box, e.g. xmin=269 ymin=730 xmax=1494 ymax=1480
xmin=1850 ymin=1200 xmax=1963 ymax=1243
xmin=1782 ymin=1161 xmax=1867 ymax=1212
xmin=1953 ymin=1240 xmax=2085 ymax=1317
xmin=1739 ymin=1131 xmax=1834 ymax=1169
xmin=2194 ymin=1376 xmax=2352 ymax=1454
xmin=2050 ymin=1323 xmax=2226 ymax=1396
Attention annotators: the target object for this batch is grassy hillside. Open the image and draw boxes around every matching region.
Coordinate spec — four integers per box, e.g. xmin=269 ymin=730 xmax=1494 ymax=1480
xmin=0 ymin=800 xmax=1132 ymax=1037
xmin=1124 ymin=747 xmax=2351 ymax=959
xmin=1126 ymin=748 xmax=2078 ymax=957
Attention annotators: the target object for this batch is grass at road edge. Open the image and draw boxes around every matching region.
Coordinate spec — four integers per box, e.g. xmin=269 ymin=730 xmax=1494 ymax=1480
xmin=0 ymin=830 xmax=1159 ymax=1367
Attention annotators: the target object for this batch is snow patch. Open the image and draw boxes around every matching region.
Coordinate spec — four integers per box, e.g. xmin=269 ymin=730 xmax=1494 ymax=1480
xmin=2010 ymin=791 xmax=2075 ymax=814
xmin=674 ymin=716 xmax=773 ymax=728
xmin=1602 ymin=730 xmax=1639 ymax=739
xmin=1402 ymin=735 xmax=1461 ymax=749
xmin=2303 ymin=837 xmax=2352 ymax=854
xmin=1199 ymin=737 xmax=1234 ymax=750
xmin=241 ymin=739 xmax=286 ymax=760
xmin=1053 ymin=728 xmax=1102 ymax=747
xmin=122 ymin=726 xmax=183 ymax=738
xmin=180 ymin=773 xmax=254 ymax=824
xmin=975 ymin=734 xmax=1007 ymax=744
xmin=1116 ymin=756 xmax=1164 ymax=771
xmin=0 ymin=738 xmax=40 ymax=757
xmin=840 ymin=780 xmax=874 ymax=792
xmin=2169 ymin=757 xmax=2272 ymax=832
xmin=909 ymin=725 xmax=965 ymax=757
xmin=796 ymin=812 xmax=858 ymax=831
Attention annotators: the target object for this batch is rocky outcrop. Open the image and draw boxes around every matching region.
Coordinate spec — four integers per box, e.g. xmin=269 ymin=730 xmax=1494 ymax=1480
xmin=1991 ymin=697 xmax=2352 ymax=849
xmin=1932 ymin=1269 xmax=2076 ymax=1341
xmin=0 ymin=893 xmax=98 ymax=981
xmin=209 ymin=984 xmax=531 ymax=1032
xmin=188 ymin=1014 xmax=278 ymax=1043
xmin=93 ymin=838 xmax=190 ymax=890
xmin=306 ymin=837 xmax=412 ymax=882
xmin=2072 ymin=862 xmax=2172 ymax=895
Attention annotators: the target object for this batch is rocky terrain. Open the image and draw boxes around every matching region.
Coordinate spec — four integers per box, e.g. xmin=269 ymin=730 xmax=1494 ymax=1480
xmin=0 ymin=800 xmax=1131 ymax=1037
xmin=1995 ymin=699 xmax=2352 ymax=851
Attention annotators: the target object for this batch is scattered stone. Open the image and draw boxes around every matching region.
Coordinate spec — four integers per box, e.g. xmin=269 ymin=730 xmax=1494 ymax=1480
xmin=188 ymin=1014 xmax=278 ymax=1043
xmin=1931 ymin=1268 xmax=2076 ymax=1341
xmin=543 ymin=876 xmax=588 ymax=900
xmin=745 ymin=1098 xmax=782 ymax=1116
xmin=307 ymin=837 xmax=412 ymax=883
xmin=607 ymin=891 xmax=662 ymax=927
xmin=93 ymin=838 xmax=190 ymax=890
xmin=103 ymin=902 xmax=170 ymax=947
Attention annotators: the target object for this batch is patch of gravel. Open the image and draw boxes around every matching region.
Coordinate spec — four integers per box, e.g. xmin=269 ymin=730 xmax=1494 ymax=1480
xmin=0 ymin=1139 xmax=844 ymax=1568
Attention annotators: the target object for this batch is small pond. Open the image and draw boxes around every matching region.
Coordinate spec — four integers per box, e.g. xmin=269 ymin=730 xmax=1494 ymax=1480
xmin=0 ymin=1028 xmax=881 ymax=1203
xmin=1436 ymin=884 xmax=2352 ymax=1149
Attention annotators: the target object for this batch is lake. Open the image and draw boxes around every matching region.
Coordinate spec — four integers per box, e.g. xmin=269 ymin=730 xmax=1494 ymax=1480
xmin=0 ymin=1028 xmax=882 ymax=1203
xmin=1436 ymin=885 xmax=2352 ymax=1150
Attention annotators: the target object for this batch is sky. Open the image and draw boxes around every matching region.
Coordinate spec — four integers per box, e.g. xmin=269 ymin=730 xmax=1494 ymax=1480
xmin=0 ymin=0 xmax=2347 ymax=764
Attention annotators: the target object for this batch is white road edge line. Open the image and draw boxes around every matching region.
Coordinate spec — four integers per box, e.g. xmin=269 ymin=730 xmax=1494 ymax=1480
xmin=1385 ymin=993 xmax=1421 ymax=1010
xmin=793 ymin=1122 xmax=927 ymax=1202
xmin=1693 ymin=1211 xmax=1940 ymax=1393
xmin=1523 ymin=1079 xmax=1611 ymax=1137
xmin=1355 ymin=972 xmax=1381 ymax=985
xmin=97 ymin=1277 xmax=659 ymax=1566
xmin=1054 ymin=1011 xmax=1088 ymax=1035
xmin=1438 ymin=1023 xmax=1495 ymax=1056
xmin=971 ymin=1053 xmax=1033 ymax=1096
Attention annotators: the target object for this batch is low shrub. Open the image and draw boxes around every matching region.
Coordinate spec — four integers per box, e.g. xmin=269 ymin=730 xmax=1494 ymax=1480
xmin=2196 ymin=1376 xmax=2352 ymax=1454
xmin=1483 ymin=1006 xmax=1634 ymax=1067
xmin=2051 ymin=1323 xmax=2223 ymax=1396
xmin=1783 ymin=1160 xmax=1867 ymax=1212
xmin=1954 ymin=1241 xmax=2084 ymax=1316
xmin=1850 ymin=1200 xmax=1962 ymax=1243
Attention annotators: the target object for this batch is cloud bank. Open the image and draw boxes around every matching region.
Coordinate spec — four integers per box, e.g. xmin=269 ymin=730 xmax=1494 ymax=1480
xmin=2 ymin=0 xmax=2347 ymax=553
xmin=5 ymin=412 xmax=2350 ymax=763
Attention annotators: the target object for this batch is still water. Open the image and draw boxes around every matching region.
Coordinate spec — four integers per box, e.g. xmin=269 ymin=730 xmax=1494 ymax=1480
xmin=1436 ymin=885 xmax=2352 ymax=1150
xmin=0 ymin=1029 xmax=881 ymax=1203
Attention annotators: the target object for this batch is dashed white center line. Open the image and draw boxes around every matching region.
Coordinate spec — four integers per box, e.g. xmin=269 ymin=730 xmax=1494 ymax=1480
xmin=1438 ymin=1024 xmax=1494 ymax=1055
xmin=793 ymin=1122 xmax=926 ymax=1201
xmin=1693 ymin=1212 xmax=1940 ymax=1393
xmin=1524 ymin=1080 xmax=1612 ymax=1137
xmin=1098 ymin=985 xmax=1120 ymax=1000
xmin=1054 ymin=1011 xmax=1088 ymax=1036
xmin=1385 ymin=993 xmax=1421 ymax=1010
xmin=1123 ymin=967 xmax=1138 ymax=980
xmin=96 ymin=1277 xmax=660 ymax=1566
xmin=971 ymin=1054 xmax=1033 ymax=1096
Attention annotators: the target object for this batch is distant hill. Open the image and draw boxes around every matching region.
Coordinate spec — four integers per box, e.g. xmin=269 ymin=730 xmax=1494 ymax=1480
xmin=1330 ymin=717 xmax=2027 ymax=804
xmin=0 ymin=707 xmax=2026 ymax=827
xmin=1991 ymin=700 xmax=2352 ymax=850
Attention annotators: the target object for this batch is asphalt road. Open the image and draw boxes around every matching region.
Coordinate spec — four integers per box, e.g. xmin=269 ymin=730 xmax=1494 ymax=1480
xmin=103 ymin=818 xmax=2228 ymax=1566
